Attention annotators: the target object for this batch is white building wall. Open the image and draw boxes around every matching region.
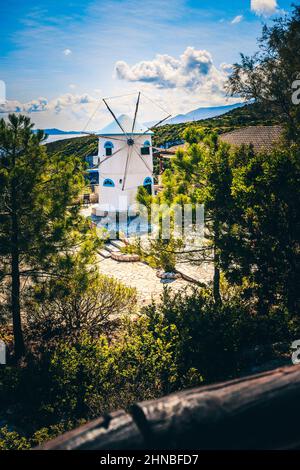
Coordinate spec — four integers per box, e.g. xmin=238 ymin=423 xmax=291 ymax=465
xmin=96 ymin=134 xmax=153 ymax=213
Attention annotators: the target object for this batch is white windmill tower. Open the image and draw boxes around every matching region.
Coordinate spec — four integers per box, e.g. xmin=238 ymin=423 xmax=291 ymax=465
xmin=91 ymin=92 xmax=170 ymax=216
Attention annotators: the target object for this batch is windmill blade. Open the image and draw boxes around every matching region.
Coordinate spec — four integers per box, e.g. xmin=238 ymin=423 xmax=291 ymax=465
xmin=131 ymin=92 xmax=141 ymax=133
xmin=134 ymin=91 xmax=173 ymax=140
xmin=148 ymin=115 xmax=172 ymax=132
xmin=151 ymin=146 xmax=170 ymax=152
xmin=81 ymin=99 xmax=104 ymax=135
xmin=132 ymin=145 xmax=153 ymax=174
xmin=81 ymin=132 xmax=99 ymax=138
xmin=151 ymin=114 xmax=172 ymax=129
xmin=103 ymin=98 xmax=129 ymax=137
xmin=122 ymin=146 xmax=132 ymax=191
xmin=99 ymin=144 xmax=127 ymax=165
xmin=82 ymin=133 xmax=126 ymax=143
xmin=136 ymin=114 xmax=172 ymax=140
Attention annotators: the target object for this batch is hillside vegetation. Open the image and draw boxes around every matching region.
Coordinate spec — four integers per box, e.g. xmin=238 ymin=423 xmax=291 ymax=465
xmin=153 ymin=102 xmax=282 ymax=146
xmin=46 ymin=134 xmax=98 ymax=160
xmin=45 ymin=102 xmax=282 ymax=159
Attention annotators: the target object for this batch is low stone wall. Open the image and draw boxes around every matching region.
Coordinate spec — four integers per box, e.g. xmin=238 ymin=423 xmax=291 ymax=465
xmin=111 ymin=252 xmax=140 ymax=262
xmin=156 ymin=270 xmax=181 ymax=280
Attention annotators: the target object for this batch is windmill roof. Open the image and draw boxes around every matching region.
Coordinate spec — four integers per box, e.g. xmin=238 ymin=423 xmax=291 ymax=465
xmin=97 ymin=114 xmax=153 ymax=136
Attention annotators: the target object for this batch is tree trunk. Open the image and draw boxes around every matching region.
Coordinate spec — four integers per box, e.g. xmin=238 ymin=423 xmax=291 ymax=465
xmin=10 ymin=170 xmax=25 ymax=360
xmin=213 ymin=250 xmax=222 ymax=306
xmin=11 ymin=240 xmax=25 ymax=359
xmin=213 ymin=220 xmax=222 ymax=305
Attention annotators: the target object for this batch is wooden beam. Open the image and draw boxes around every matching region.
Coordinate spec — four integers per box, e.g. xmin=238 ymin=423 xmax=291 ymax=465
xmin=37 ymin=365 xmax=300 ymax=450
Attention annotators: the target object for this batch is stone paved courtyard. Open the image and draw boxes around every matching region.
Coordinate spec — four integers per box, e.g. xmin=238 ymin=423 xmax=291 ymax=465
xmin=97 ymin=256 xmax=213 ymax=306
xmin=83 ymin=205 xmax=214 ymax=306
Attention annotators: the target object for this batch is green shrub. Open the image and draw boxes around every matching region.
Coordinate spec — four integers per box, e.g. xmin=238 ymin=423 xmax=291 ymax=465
xmin=143 ymin=288 xmax=294 ymax=382
xmin=0 ymin=426 xmax=30 ymax=450
xmin=25 ymin=272 xmax=137 ymax=345
xmin=0 ymin=309 xmax=203 ymax=448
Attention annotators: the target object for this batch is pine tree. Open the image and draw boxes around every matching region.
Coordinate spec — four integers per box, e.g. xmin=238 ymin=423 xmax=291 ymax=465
xmin=0 ymin=114 xmax=99 ymax=359
xmin=227 ymin=5 xmax=300 ymax=142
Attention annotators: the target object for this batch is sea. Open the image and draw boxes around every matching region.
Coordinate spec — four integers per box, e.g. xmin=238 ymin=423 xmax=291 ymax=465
xmin=44 ymin=133 xmax=84 ymax=144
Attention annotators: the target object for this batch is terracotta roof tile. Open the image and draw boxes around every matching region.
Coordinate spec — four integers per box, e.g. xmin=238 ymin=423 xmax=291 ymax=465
xmin=219 ymin=125 xmax=283 ymax=152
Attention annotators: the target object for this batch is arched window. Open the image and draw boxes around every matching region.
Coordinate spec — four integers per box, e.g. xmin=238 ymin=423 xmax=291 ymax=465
xmin=141 ymin=140 xmax=151 ymax=155
xmin=143 ymin=176 xmax=152 ymax=195
xmin=143 ymin=177 xmax=152 ymax=186
xmin=104 ymin=141 xmax=114 ymax=156
xmin=103 ymin=178 xmax=115 ymax=187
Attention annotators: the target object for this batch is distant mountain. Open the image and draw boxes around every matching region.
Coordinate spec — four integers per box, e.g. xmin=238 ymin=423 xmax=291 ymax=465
xmin=165 ymin=102 xmax=245 ymax=125
xmin=34 ymin=128 xmax=82 ymax=135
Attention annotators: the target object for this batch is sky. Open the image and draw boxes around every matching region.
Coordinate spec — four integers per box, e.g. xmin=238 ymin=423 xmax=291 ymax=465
xmin=0 ymin=0 xmax=295 ymax=130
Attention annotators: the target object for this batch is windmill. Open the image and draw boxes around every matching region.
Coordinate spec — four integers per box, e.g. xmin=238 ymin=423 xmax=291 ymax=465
xmin=88 ymin=92 xmax=171 ymax=215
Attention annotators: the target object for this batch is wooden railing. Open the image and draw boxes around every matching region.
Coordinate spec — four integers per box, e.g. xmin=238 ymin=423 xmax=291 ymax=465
xmin=38 ymin=365 xmax=300 ymax=450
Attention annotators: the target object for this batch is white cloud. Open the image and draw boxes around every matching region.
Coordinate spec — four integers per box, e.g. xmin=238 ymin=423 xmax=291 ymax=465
xmin=115 ymin=47 xmax=227 ymax=93
xmin=0 ymin=97 xmax=48 ymax=114
xmin=63 ymin=48 xmax=72 ymax=56
xmin=112 ymin=48 xmax=244 ymax=122
xmin=0 ymin=93 xmax=96 ymax=115
xmin=53 ymin=93 xmax=95 ymax=113
xmin=251 ymin=0 xmax=278 ymax=16
xmin=231 ymin=15 xmax=243 ymax=24
xmin=0 ymin=92 xmax=105 ymax=130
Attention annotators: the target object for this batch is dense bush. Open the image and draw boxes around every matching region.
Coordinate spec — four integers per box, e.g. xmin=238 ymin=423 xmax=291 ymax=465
xmin=144 ymin=288 xmax=294 ymax=383
xmin=0 ymin=287 xmax=295 ymax=449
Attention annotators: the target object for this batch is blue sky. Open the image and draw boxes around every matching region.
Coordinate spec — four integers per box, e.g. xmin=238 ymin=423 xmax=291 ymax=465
xmin=0 ymin=0 xmax=294 ymax=129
